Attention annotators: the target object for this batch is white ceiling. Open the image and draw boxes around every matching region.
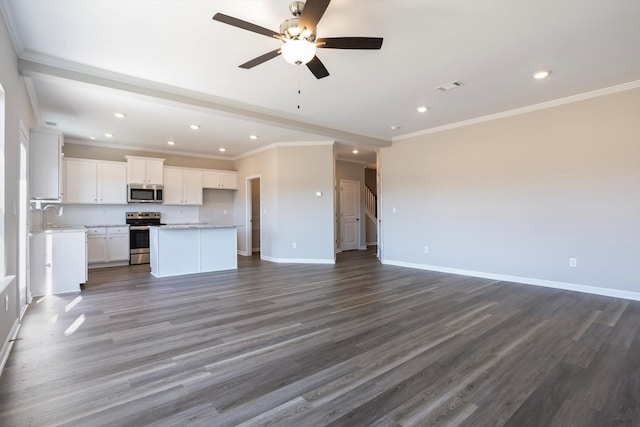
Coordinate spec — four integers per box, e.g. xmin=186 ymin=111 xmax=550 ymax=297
xmin=2 ymin=0 xmax=639 ymax=164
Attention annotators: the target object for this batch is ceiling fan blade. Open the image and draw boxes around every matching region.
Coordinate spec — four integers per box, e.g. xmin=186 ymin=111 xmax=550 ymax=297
xmin=306 ymin=55 xmax=330 ymax=79
xmin=212 ymin=13 xmax=280 ymax=38
xmin=239 ymin=49 xmax=282 ymax=69
xmin=298 ymin=0 xmax=331 ymax=35
xmin=317 ymin=37 xmax=384 ymax=49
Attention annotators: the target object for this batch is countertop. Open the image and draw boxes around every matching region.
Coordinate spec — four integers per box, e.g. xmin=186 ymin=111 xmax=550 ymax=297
xmin=150 ymin=224 xmax=237 ymax=230
xmin=86 ymin=224 xmax=129 ymax=228
xmin=33 ymin=226 xmax=88 ymax=233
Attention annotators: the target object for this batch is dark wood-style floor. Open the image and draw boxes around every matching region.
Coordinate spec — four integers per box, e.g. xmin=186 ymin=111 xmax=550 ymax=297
xmin=1 ymin=249 xmax=638 ymax=426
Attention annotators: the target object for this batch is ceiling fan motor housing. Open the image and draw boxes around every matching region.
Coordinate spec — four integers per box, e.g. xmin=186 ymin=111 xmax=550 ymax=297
xmin=280 ymin=17 xmax=316 ymax=41
xmin=289 ymin=1 xmax=305 ymax=17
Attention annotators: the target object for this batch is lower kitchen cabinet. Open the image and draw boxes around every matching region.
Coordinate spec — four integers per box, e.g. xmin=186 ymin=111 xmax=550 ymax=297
xmin=87 ymin=226 xmax=130 ymax=265
xmin=30 ymin=230 xmax=87 ymax=296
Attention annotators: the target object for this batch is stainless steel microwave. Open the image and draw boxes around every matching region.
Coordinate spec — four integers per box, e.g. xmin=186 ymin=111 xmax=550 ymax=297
xmin=127 ymin=184 xmax=163 ymax=203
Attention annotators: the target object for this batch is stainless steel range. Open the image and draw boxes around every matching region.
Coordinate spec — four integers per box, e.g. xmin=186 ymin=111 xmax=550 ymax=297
xmin=126 ymin=212 xmax=163 ymax=265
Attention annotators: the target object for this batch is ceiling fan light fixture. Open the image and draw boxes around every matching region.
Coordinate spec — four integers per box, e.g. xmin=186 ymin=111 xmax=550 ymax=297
xmin=281 ymin=39 xmax=317 ymax=65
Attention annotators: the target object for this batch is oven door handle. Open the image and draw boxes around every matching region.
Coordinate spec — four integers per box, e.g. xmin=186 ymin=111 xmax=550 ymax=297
xmin=129 ymin=226 xmax=150 ymax=231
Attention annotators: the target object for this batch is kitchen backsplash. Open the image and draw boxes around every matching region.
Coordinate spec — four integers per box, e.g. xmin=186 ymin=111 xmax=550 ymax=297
xmin=37 ymin=189 xmax=234 ymax=228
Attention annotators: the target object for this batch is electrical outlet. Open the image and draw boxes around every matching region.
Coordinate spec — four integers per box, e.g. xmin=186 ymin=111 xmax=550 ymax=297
xmin=292 ymin=242 xmax=297 ymax=249
xmin=569 ymin=258 xmax=577 ymax=268
xmin=424 ymin=246 xmax=429 ymax=254
xmin=392 ymin=207 xmax=397 ymax=214
xmin=223 ymin=209 xmax=228 ymax=215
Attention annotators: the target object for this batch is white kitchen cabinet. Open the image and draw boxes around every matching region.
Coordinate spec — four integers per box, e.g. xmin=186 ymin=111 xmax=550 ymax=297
xmin=202 ymin=170 xmax=238 ymax=190
xmin=87 ymin=228 xmax=108 ymax=263
xmin=163 ymin=167 xmax=203 ymax=205
xmin=30 ymin=230 xmax=87 ymax=296
xmin=126 ymin=156 xmax=165 ymax=185
xmin=107 ymin=227 xmax=130 ymax=261
xmin=64 ymin=158 xmax=127 ymax=204
xmin=29 ymin=129 xmax=64 ymax=201
xmin=87 ymin=226 xmax=130 ymax=265
xmin=99 ymin=162 xmax=128 ymax=203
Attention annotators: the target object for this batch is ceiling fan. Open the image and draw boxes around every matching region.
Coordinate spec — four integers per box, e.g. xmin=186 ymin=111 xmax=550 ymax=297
xmin=212 ymin=0 xmax=383 ymax=79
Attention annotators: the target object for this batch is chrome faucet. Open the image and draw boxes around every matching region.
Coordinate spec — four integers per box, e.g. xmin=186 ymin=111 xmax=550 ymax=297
xmin=42 ymin=204 xmax=63 ymax=230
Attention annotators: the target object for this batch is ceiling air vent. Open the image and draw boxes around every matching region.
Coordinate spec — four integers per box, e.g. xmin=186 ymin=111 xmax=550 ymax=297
xmin=435 ymin=81 xmax=462 ymax=91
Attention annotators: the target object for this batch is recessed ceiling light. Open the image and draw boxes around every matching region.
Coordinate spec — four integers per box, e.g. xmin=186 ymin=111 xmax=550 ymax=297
xmin=167 ymin=140 xmax=175 ymax=146
xmin=113 ymin=112 xmax=126 ymax=119
xmin=250 ymin=135 xmax=258 ymax=140
xmin=390 ymin=125 xmax=401 ymax=130
xmin=352 ymin=149 xmax=359 ymax=154
xmin=190 ymin=124 xmax=200 ymax=130
xmin=90 ymin=136 xmax=96 ymax=140
xmin=417 ymin=106 xmax=429 ymax=113
xmin=105 ymin=132 xmax=114 ymax=138
xmin=533 ymin=70 xmax=550 ymax=79
xmin=219 ymin=147 xmax=226 ymax=152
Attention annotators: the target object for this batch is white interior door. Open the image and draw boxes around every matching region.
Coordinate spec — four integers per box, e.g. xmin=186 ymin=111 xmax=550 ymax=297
xmin=340 ymin=179 xmax=360 ymax=251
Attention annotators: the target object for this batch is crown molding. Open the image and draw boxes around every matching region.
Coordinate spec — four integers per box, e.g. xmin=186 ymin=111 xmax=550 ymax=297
xmin=64 ymin=138 xmax=233 ymax=161
xmin=393 ymin=80 xmax=640 ymax=142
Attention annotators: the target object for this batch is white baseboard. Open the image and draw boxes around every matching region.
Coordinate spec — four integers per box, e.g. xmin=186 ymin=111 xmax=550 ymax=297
xmin=366 ymin=241 xmax=377 ymax=246
xmin=88 ymin=261 xmax=129 ymax=269
xmin=0 ymin=318 xmax=21 ymax=377
xmin=237 ymin=250 xmax=250 ymax=256
xmin=359 ymin=246 xmax=368 ymax=250
xmin=261 ymin=255 xmax=335 ymax=265
xmin=382 ymin=259 xmax=640 ymax=302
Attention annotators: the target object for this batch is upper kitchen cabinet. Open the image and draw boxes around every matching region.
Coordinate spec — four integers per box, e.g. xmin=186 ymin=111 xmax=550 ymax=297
xmin=202 ymin=170 xmax=238 ymax=190
xmin=64 ymin=158 xmax=127 ymax=204
xmin=163 ymin=167 xmax=203 ymax=205
xmin=126 ymin=156 xmax=165 ymax=185
xmin=29 ymin=129 xmax=63 ymax=201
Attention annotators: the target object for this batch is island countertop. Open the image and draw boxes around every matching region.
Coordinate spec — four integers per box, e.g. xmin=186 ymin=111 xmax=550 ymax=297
xmin=149 ymin=224 xmax=237 ymax=230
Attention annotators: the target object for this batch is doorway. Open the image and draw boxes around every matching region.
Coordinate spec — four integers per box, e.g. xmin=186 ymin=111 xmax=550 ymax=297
xmin=18 ymin=121 xmax=30 ymax=316
xmin=246 ymin=176 xmax=261 ymax=256
xmin=339 ymin=179 xmax=360 ymax=251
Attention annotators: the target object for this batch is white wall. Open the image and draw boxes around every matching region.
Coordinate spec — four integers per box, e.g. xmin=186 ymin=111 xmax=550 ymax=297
xmin=276 ymin=145 xmax=335 ymax=261
xmin=0 ymin=10 xmax=35 ymax=361
xmin=199 ymin=189 xmax=235 ymax=225
xmin=380 ymin=87 xmax=640 ymax=298
xmin=234 ymin=147 xmax=278 ymax=258
xmin=234 ymin=143 xmax=335 ymax=263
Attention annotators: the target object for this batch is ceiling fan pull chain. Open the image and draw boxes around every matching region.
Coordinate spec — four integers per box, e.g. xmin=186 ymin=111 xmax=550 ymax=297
xmin=297 ymin=64 xmax=301 ymax=109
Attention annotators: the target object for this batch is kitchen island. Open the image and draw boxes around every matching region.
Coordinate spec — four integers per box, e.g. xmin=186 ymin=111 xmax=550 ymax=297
xmin=149 ymin=224 xmax=237 ymax=278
